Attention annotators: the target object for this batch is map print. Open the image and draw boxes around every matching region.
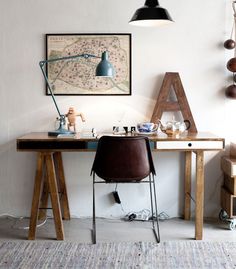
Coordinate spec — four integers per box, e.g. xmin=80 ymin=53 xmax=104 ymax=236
xmin=46 ymin=34 xmax=131 ymax=95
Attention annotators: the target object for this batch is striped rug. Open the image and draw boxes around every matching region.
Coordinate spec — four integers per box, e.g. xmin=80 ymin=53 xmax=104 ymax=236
xmin=0 ymin=241 xmax=236 ymax=268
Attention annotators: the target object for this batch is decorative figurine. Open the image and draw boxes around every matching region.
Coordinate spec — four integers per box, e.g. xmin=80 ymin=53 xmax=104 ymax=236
xmin=65 ymin=107 xmax=85 ymax=132
xmin=225 ymin=1 xmax=236 ymax=99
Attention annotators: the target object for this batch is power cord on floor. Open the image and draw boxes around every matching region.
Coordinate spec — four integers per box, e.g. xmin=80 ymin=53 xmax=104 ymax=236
xmin=157 ymin=211 xmax=170 ymax=221
xmin=0 ymin=213 xmax=48 ymax=230
xmin=124 ymin=209 xmax=170 ymax=222
xmin=112 ymin=185 xmax=170 ymax=222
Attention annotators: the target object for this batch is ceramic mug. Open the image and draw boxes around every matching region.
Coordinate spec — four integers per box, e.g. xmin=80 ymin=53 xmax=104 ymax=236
xmin=137 ymin=122 xmax=158 ymax=133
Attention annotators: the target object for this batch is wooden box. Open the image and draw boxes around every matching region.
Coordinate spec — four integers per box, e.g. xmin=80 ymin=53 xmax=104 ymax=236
xmin=223 ymin=174 xmax=236 ymax=194
xmin=221 ymin=187 xmax=236 ymax=218
xmin=221 ymin=156 xmax=236 ymax=195
xmin=221 ymin=156 xmax=236 ymax=178
xmin=230 ymin=142 xmax=236 ymax=158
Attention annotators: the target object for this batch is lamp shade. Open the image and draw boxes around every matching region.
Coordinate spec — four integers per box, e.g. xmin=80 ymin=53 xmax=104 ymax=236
xmin=129 ymin=0 xmax=173 ymax=27
xmin=96 ymin=51 xmax=115 ymax=77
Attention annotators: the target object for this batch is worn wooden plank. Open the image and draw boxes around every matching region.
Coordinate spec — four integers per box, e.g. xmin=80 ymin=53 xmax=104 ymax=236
xmin=53 ymin=152 xmax=70 ymax=220
xmin=195 ymin=151 xmax=204 ymax=240
xmin=223 ymin=173 xmax=236 ymax=195
xmin=184 ymin=151 xmax=192 ymax=220
xmin=28 ymin=153 xmax=44 ymax=240
xmin=45 ymin=154 xmax=64 ymax=240
xmin=221 ymin=156 xmax=236 ymax=178
xmin=221 ymin=187 xmax=235 ymax=218
xmin=38 ymin=173 xmax=49 ymax=221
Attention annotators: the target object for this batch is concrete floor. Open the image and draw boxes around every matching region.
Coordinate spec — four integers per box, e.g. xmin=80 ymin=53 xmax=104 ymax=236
xmin=0 ymin=217 xmax=236 ymax=242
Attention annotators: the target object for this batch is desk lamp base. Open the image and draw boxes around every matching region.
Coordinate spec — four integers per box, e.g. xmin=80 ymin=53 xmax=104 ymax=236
xmin=48 ymin=127 xmax=75 ymax=137
xmin=48 ymin=115 xmax=76 ymax=137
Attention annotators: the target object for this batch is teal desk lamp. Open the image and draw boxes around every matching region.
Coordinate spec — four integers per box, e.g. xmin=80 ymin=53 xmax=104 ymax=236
xmin=39 ymin=51 xmax=114 ymax=136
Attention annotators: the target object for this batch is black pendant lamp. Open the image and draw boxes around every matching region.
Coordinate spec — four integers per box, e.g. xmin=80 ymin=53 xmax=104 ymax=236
xmin=129 ymin=0 xmax=173 ymax=27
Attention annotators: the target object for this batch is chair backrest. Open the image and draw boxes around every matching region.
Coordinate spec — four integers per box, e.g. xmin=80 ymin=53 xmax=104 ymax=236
xmin=91 ymin=136 xmax=156 ymax=182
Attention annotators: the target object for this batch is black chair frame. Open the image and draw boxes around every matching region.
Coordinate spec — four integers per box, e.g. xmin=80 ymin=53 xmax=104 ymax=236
xmin=92 ymin=173 xmax=160 ymax=244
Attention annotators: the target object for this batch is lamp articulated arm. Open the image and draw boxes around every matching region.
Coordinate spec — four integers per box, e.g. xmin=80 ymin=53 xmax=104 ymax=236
xmin=39 ymin=51 xmax=114 ymax=136
xmin=39 ymin=54 xmax=100 ymax=118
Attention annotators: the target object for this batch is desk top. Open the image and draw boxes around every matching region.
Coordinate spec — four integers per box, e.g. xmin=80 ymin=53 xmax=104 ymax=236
xmin=17 ymin=132 xmax=224 ymax=141
xmin=16 ymin=132 xmax=225 ymax=152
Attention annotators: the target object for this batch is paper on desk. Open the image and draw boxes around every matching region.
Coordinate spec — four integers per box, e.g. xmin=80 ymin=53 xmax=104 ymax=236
xmin=80 ymin=132 xmax=97 ymax=138
xmin=96 ymin=133 xmax=126 ymax=138
xmin=57 ymin=134 xmax=76 ymax=138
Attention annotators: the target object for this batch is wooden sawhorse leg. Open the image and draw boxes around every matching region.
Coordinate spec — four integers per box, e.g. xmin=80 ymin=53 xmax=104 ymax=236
xmin=195 ymin=150 xmax=204 ymax=240
xmin=45 ymin=153 xmax=64 ymax=240
xmin=184 ymin=150 xmax=205 ymax=240
xmin=28 ymin=152 xmax=69 ymax=240
xmin=38 ymin=152 xmax=70 ymax=221
xmin=38 ymin=174 xmax=49 ymax=221
xmin=184 ymin=151 xmax=192 ymax=220
xmin=28 ymin=153 xmax=44 ymax=240
xmin=53 ymin=152 xmax=70 ymax=220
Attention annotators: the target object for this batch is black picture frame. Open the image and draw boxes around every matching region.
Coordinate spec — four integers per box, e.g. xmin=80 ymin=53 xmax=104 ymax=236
xmin=45 ymin=33 xmax=132 ymax=96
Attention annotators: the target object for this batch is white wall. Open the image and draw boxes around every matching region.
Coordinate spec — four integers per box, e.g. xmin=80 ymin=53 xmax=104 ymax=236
xmin=0 ymin=0 xmax=230 ymax=218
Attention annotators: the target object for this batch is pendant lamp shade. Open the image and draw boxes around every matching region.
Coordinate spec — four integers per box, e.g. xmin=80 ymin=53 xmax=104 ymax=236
xmin=96 ymin=51 xmax=115 ymax=77
xmin=129 ymin=0 xmax=173 ymax=27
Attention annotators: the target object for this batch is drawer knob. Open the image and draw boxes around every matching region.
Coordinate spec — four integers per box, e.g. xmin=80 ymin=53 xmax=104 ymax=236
xmin=188 ymin=143 xmax=192 ymax=147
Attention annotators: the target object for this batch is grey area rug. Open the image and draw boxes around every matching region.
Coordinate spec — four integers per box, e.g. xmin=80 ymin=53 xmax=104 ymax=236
xmin=0 ymin=241 xmax=236 ymax=269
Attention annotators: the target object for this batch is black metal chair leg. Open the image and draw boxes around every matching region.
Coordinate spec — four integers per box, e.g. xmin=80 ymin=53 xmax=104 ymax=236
xmin=149 ymin=175 xmax=155 ymax=230
xmin=152 ymin=173 xmax=160 ymax=243
xmin=149 ymin=174 xmax=160 ymax=243
xmin=149 ymin=175 xmax=158 ymax=242
xmin=92 ymin=173 xmax=96 ymax=244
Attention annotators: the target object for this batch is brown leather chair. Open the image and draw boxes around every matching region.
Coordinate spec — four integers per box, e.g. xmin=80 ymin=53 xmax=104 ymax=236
xmin=91 ymin=135 xmax=160 ymax=244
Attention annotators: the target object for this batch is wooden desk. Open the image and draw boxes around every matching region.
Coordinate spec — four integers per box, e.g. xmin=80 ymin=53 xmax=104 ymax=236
xmin=16 ymin=132 xmax=224 ymax=241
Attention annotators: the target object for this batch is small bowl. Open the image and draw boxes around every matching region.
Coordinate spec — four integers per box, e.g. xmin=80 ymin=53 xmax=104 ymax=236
xmin=137 ymin=122 xmax=158 ymax=133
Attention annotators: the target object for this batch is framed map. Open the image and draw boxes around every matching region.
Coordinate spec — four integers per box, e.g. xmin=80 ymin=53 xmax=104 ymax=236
xmin=45 ymin=33 xmax=131 ymax=95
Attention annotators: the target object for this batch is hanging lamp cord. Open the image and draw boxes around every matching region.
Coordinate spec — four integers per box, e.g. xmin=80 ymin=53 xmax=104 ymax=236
xmin=231 ymin=1 xmax=236 ymax=40
xmin=233 ymin=0 xmax=236 ymax=15
xmin=232 ymin=1 xmax=236 ymax=81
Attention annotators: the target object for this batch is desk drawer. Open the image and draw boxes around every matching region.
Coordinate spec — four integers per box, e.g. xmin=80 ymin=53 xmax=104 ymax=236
xmin=155 ymin=140 xmax=224 ymax=150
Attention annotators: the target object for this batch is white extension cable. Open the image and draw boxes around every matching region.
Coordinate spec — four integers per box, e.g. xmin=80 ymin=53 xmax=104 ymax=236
xmin=125 ymin=209 xmax=170 ymax=221
xmin=0 ymin=213 xmax=47 ymax=230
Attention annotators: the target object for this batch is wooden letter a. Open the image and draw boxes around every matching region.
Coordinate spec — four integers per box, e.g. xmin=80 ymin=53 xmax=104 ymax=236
xmin=151 ymin=72 xmax=197 ymax=133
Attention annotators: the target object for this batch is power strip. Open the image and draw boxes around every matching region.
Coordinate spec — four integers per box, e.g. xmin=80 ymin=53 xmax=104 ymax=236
xmin=125 ymin=210 xmax=150 ymax=221
xmin=134 ymin=212 xmax=149 ymax=221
